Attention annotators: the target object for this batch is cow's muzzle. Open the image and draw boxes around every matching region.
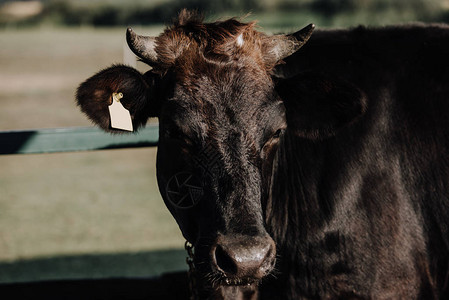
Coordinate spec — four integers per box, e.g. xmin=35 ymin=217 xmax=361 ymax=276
xmin=209 ymin=234 xmax=276 ymax=285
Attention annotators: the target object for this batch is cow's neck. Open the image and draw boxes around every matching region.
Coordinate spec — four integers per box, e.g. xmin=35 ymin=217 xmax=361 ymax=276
xmin=265 ymin=129 xmax=367 ymax=297
xmin=268 ymin=132 xmax=334 ymax=241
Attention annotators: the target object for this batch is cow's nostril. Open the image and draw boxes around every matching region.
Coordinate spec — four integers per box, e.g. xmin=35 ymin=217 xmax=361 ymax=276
xmin=215 ymin=244 xmax=238 ymax=275
xmin=211 ymin=235 xmax=276 ymax=281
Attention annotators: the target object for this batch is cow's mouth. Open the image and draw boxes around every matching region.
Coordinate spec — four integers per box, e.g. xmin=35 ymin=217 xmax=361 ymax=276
xmin=204 ymin=271 xmax=258 ymax=287
xmin=223 ymin=278 xmax=256 ymax=286
xmin=201 ymin=272 xmax=260 ymax=288
xmin=200 ymin=274 xmax=260 ymax=300
xmin=221 ymin=276 xmax=257 ymax=287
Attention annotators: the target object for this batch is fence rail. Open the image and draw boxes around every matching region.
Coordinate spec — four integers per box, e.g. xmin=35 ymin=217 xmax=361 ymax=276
xmin=0 ymin=125 xmax=158 ymax=155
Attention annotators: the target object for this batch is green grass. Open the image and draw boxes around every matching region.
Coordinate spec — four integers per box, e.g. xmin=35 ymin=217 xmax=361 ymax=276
xmin=0 ymin=150 xmax=182 ymax=259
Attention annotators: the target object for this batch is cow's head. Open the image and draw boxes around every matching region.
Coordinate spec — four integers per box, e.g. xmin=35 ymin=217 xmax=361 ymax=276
xmin=76 ymin=10 xmax=366 ymax=295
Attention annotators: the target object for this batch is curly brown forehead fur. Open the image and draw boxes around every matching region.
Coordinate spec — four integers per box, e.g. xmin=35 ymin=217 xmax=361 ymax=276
xmin=153 ymin=10 xmax=278 ymax=72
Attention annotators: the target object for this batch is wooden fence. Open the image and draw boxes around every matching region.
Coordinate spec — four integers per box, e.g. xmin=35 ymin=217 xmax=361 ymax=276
xmin=0 ymin=125 xmax=158 ymax=155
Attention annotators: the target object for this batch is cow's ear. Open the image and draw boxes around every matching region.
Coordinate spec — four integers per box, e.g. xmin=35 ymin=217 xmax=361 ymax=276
xmin=76 ymin=65 xmax=160 ymax=133
xmin=275 ymin=72 xmax=367 ymax=139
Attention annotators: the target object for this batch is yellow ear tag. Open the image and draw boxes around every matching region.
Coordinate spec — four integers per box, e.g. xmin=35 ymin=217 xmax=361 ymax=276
xmin=108 ymin=92 xmax=133 ymax=132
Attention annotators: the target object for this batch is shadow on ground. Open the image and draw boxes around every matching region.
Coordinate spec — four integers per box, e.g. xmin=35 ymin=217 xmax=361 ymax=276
xmin=0 ymin=273 xmax=189 ymax=299
xmin=0 ymin=249 xmax=190 ymax=299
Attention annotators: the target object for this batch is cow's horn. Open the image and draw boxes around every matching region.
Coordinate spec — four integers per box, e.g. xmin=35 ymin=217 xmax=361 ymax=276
xmin=272 ymin=23 xmax=315 ymax=61
xmin=126 ymin=28 xmax=158 ymax=65
xmin=291 ymin=23 xmax=315 ymax=48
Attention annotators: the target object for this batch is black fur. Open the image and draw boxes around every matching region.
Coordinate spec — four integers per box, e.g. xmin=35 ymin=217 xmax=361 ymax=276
xmin=77 ymin=17 xmax=449 ymax=299
xmin=266 ymin=24 xmax=449 ymax=299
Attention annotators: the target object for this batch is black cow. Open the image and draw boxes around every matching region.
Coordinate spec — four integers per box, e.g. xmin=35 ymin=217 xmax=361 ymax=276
xmin=77 ymin=10 xmax=449 ymax=299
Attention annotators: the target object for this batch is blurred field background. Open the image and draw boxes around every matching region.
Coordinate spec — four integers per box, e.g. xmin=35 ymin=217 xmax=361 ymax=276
xmin=1 ymin=0 xmax=449 ymax=284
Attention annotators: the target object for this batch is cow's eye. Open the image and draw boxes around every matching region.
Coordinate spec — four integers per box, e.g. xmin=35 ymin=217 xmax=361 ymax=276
xmin=272 ymin=129 xmax=282 ymax=139
xmin=162 ymin=126 xmax=189 ymax=142
xmin=163 ymin=130 xmax=193 ymax=147
xmin=167 ymin=135 xmax=193 ymax=147
xmin=269 ymin=128 xmax=284 ymax=142
xmin=262 ymin=128 xmax=284 ymax=151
